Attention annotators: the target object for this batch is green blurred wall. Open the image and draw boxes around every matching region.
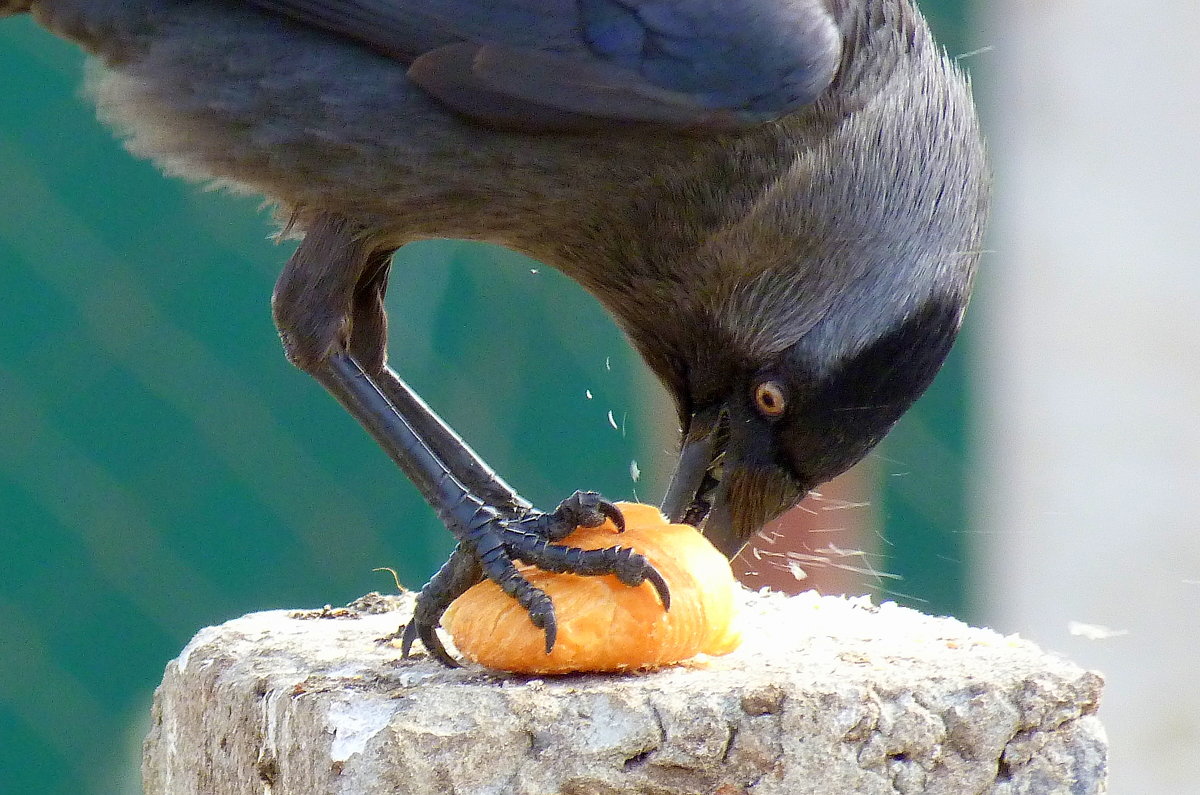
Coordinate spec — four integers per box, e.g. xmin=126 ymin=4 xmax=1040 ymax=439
xmin=1 ymin=19 xmax=658 ymax=793
xmin=877 ymin=0 xmax=980 ymax=621
xmin=0 ymin=2 xmax=978 ymax=792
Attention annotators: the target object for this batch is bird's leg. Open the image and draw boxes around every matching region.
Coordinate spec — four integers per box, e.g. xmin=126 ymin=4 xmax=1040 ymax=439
xmin=348 ymin=245 xmax=669 ymax=656
xmin=272 ymin=213 xmax=670 ymax=663
xmin=396 ymin=543 xmax=479 ymax=667
xmin=350 ymin=250 xmax=529 ymax=519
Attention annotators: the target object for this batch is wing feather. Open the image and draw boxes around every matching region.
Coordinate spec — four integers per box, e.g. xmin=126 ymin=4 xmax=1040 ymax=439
xmin=245 ymin=0 xmax=842 ymax=130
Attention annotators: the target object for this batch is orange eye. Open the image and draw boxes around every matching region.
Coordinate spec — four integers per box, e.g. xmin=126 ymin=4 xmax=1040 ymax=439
xmin=753 ymin=380 xmax=787 ymax=418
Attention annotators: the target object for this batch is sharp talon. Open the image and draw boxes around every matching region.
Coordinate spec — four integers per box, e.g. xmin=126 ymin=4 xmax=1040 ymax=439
xmin=422 ymin=623 xmax=461 ymax=668
xmin=600 ymin=500 xmax=626 ymax=532
xmin=527 ymin=602 xmax=558 ymax=654
xmin=400 ymin=621 xmax=417 ymax=658
xmin=646 ymin=566 xmax=671 ymax=611
xmin=399 ymin=616 xmax=461 ymax=667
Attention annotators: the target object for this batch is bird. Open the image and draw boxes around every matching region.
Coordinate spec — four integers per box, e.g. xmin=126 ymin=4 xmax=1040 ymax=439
xmin=3 ymin=0 xmax=988 ymax=665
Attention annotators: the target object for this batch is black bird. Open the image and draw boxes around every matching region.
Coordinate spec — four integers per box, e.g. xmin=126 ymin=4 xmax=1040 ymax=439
xmin=2 ymin=0 xmax=987 ymax=665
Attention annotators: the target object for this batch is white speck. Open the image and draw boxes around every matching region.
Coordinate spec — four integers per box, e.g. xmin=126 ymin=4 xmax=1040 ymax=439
xmin=530 ymin=268 xmax=539 ymax=274
xmin=329 ymin=697 xmax=401 ymax=762
xmin=629 ymin=460 xmax=640 ymax=482
xmin=396 ymin=671 xmax=435 ymax=688
xmin=607 ymin=410 xmax=618 ymax=430
xmin=1067 ymin=621 xmax=1129 ymax=640
xmin=954 ymin=45 xmax=994 ymax=62
xmin=585 ymin=389 xmax=593 ymax=400
xmin=787 ymin=560 xmax=808 ymax=581
xmin=605 ymin=356 xmax=611 ymax=371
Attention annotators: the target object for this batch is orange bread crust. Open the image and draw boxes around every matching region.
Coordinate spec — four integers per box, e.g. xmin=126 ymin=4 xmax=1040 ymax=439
xmin=442 ymin=502 xmax=742 ymax=674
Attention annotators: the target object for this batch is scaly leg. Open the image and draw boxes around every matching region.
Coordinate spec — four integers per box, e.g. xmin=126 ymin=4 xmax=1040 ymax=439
xmin=272 ymin=213 xmax=670 ymax=665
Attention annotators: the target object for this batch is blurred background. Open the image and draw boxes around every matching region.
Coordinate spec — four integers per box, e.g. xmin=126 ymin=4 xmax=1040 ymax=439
xmin=1 ymin=1 xmax=1196 ymax=792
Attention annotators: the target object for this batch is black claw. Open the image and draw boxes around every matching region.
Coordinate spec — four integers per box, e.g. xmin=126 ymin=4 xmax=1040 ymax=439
xmin=398 ymin=544 xmax=483 ymax=667
xmin=645 ymin=566 xmax=671 ymax=611
xmin=522 ymin=593 xmax=558 ymax=654
xmin=424 ymin=628 xmax=459 ymax=668
xmin=401 ymin=618 xmax=460 ymax=668
xmin=598 ymin=499 xmax=626 ymax=532
xmin=410 ymin=491 xmax=662 ymax=664
xmin=539 ymin=490 xmax=624 ymax=539
xmin=400 ymin=620 xmax=417 ymax=657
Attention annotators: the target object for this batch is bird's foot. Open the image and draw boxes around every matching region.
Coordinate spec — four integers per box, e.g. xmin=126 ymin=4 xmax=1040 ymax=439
xmin=400 ymin=491 xmax=670 ymax=667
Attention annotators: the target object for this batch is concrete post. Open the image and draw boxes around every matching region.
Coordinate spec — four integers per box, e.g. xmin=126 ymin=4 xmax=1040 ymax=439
xmin=143 ymin=591 xmax=1105 ymax=794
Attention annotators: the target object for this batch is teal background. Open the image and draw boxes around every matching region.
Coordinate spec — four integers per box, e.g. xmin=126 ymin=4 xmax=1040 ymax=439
xmin=876 ymin=0 xmax=980 ymax=618
xmin=0 ymin=3 xmax=979 ymax=792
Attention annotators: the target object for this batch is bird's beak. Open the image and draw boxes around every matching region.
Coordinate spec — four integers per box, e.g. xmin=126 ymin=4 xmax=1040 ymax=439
xmin=702 ymin=466 xmax=805 ymax=559
xmin=660 ymin=404 xmax=735 ymax=548
xmin=661 ymin=404 xmax=805 ymax=559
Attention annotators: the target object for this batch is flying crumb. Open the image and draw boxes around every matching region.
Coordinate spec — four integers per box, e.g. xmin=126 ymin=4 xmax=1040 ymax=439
xmin=1067 ymin=621 xmax=1129 ymax=641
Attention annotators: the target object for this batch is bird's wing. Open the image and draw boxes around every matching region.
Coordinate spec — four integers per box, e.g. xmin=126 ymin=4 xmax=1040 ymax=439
xmin=244 ymin=0 xmax=842 ymax=130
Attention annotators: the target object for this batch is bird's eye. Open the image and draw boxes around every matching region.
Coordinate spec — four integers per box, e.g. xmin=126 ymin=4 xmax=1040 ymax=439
xmin=753 ymin=380 xmax=788 ymax=418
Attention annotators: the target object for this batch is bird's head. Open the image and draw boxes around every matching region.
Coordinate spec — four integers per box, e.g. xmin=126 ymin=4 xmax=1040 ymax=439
xmin=539 ymin=4 xmax=987 ymax=558
xmin=648 ymin=289 xmax=970 ymax=558
xmin=607 ymin=46 xmax=988 ymax=558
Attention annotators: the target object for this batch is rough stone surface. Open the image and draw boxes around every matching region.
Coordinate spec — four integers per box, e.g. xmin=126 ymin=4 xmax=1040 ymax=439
xmin=142 ymin=590 xmax=1107 ymax=794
